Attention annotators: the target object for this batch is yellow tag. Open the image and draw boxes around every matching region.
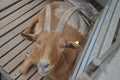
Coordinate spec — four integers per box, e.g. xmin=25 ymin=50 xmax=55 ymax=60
xmin=67 ymin=41 xmax=80 ymax=49
xmin=75 ymin=41 xmax=79 ymax=45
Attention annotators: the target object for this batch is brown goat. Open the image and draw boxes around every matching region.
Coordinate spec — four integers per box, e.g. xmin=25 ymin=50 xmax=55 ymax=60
xmin=19 ymin=1 xmax=88 ymax=80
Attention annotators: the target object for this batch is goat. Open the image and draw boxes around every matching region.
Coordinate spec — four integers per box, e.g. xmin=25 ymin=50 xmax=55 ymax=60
xmin=19 ymin=1 xmax=88 ymax=80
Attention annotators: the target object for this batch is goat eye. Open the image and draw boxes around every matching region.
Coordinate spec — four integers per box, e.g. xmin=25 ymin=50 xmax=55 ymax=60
xmin=58 ymin=46 xmax=65 ymax=52
xmin=60 ymin=43 xmax=67 ymax=48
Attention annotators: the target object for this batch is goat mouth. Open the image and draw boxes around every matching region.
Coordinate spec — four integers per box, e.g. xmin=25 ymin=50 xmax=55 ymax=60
xmin=38 ymin=70 xmax=50 ymax=76
xmin=38 ymin=65 xmax=55 ymax=76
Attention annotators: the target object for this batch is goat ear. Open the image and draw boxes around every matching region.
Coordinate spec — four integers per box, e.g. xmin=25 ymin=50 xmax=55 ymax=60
xmin=61 ymin=41 xmax=80 ymax=49
xmin=21 ymin=33 xmax=37 ymax=41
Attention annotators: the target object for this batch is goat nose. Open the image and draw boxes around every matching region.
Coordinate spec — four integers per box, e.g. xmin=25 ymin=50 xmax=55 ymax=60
xmin=40 ymin=62 xmax=49 ymax=69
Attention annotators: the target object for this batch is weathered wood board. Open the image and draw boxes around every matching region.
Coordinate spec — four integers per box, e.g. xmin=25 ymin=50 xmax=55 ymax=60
xmin=0 ymin=0 xmax=51 ymax=80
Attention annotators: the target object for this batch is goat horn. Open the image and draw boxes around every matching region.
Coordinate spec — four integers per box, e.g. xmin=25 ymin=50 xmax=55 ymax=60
xmin=44 ymin=4 xmax=51 ymax=32
xmin=56 ymin=7 xmax=78 ymax=34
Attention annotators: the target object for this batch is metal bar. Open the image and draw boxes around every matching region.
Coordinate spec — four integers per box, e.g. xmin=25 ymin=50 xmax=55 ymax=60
xmin=73 ymin=0 xmax=120 ymax=79
xmin=0 ymin=67 xmax=13 ymax=80
xmin=91 ymin=41 xmax=120 ymax=80
xmin=76 ymin=5 xmax=108 ymax=77
xmin=71 ymin=0 xmax=120 ymax=79
xmin=95 ymin=0 xmax=109 ymax=7
xmin=70 ymin=4 xmax=109 ymax=80
xmin=100 ymin=38 xmax=120 ymax=64
xmin=99 ymin=0 xmax=120 ymax=58
xmin=90 ymin=0 xmax=118 ymax=59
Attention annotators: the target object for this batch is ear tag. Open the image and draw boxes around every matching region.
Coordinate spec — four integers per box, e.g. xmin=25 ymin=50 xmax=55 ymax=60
xmin=72 ymin=41 xmax=80 ymax=48
xmin=67 ymin=41 xmax=80 ymax=49
xmin=74 ymin=41 xmax=80 ymax=46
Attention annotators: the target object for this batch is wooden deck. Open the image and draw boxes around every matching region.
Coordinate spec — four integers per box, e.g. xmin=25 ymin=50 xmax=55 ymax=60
xmin=0 ymin=0 xmax=51 ymax=80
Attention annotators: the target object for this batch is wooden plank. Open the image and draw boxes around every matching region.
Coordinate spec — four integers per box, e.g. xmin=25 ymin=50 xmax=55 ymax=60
xmin=0 ymin=0 xmax=51 ymax=79
xmin=17 ymin=66 xmax=37 ymax=80
xmin=0 ymin=0 xmax=21 ymax=11
xmin=0 ymin=0 xmax=48 ymax=46
xmin=0 ymin=0 xmax=43 ymax=28
xmin=0 ymin=0 xmax=49 ymax=37
xmin=0 ymin=14 xmax=34 ymax=47
xmin=29 ymin=72 xmax=43 ymax=80
xmin=0 ymin=35 xmax=24 ymax=58
xmin=10 ymin=65 xmax=37 ymax=80
xmin=0 ymin=40 xmax=32 ymax=67
xmin=0 ymin=0 xmax=33 ymax=20
xmin=3 ymin=44 xmax=34 ymax=73
xmin=10 ymin=66 xmax=22 ymax=80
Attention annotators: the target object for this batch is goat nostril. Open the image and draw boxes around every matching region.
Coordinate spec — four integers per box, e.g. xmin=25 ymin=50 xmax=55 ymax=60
xmin=40 ymin=62 xmax=49 ymax=69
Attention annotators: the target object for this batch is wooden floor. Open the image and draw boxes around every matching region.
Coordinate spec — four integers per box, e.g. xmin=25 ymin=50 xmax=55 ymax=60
xmin=0 ymin=0 xmax=51 ymax=80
